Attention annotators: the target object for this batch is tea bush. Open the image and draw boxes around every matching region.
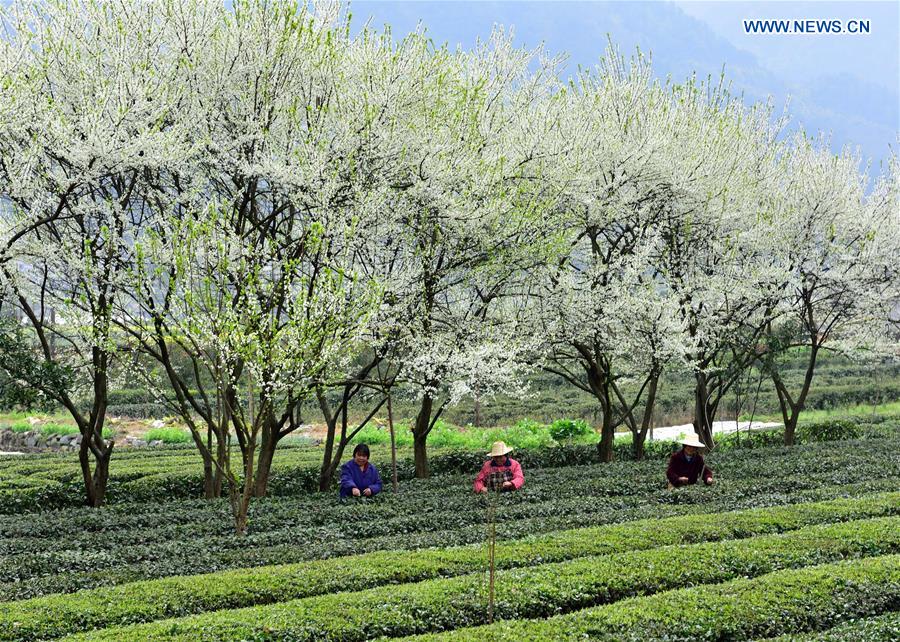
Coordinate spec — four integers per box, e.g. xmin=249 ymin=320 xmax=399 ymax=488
xmin=549 ymin=418 xmax=593 ymax=443
xmin=762 ymin=612 xmax=899 ymax=641
xmin=0 ymin=439 xmax=897 ymax=601
xmin=798 ymin=418 xmax=862 ymax=442
xmin=62 ymin=524 xmax=900 ymax=641
xmin=403 ymin=555 xmax=900 ymax=641
xmin=2 ymin=495 xmax=895 ymax=641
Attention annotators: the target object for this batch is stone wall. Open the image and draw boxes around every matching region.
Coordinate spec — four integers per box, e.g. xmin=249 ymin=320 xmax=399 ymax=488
xmin=0 ymin=430 xmax=162 ymax=452
xmin=0 ymin=429 xmax=82 ymax=452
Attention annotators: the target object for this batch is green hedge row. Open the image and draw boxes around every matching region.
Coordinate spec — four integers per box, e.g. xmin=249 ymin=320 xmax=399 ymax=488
xmin=8 ymin=438 xmax=887 ymax=541
xmin=2 ymin=493 xmax=896 ymax=641
xmin=3 ymin=417 xmax=894 ymax=513
xmin=61 ymin=518 xmax=900 ymax=641
xmin=0 ymin=440 xmax=864 ymax=538
xmin=761 ymin=611 xmax=899 ymax=641
xmin=2 ymin=442 xmax=895 ymax=560
xmin=5 ymin=479 xmax=897 ymax=603
xmin=1 ymin=440 xmax=897 ymax=600
xmin=403 ymin=555 xmax=900 ymax=641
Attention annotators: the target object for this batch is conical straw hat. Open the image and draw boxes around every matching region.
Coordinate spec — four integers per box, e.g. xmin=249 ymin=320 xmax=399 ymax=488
xmin=488 ymin=441 xmax=513 ymax=457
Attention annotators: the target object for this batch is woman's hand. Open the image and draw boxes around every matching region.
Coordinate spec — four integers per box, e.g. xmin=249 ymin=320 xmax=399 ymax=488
xmin=362 ymin=488 xmax=372 ymax=497
xmin=351 ymin=487 xmax=361 ymax=497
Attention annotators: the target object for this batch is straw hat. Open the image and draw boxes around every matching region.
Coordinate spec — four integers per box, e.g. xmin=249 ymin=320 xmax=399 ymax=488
xmin=679 ymin=434 xmax=706 ymax=448
xmin=488 ymin=441 xmax=513 ymax=457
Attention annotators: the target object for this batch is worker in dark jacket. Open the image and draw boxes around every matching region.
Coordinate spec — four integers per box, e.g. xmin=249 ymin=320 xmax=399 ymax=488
xmin=340 ymin=443 xmax=383 ymax=499
xmin=666 ymin=435 xmax=714 ymax=489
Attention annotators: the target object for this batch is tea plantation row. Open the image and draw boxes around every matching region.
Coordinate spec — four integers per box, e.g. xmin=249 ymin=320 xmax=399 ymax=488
xmin=1 ymin=415 xmax=894 ymax=512
xmin=54 ymin=521 xmax=900 ymax=641
xmin=763 ymin=612 xmax=899 ymax=641
xmin=397 ymin=556 xmax=899 ymax=642
xmin=1 ymin=493 xmax=895 ymax=640
xmin=1 ymin=437 xmax=897 ymax=600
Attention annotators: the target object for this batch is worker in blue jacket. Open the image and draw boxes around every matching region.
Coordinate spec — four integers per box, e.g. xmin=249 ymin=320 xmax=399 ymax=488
xmin=340 ymin=443 xmax=383 ymax=498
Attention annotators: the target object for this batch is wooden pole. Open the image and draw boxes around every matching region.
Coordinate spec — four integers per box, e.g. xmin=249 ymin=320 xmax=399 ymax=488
xmin=487 ymin=498 xmax=496 ymax=624
xmin=387 ymin=392 xmax=398 ymax=493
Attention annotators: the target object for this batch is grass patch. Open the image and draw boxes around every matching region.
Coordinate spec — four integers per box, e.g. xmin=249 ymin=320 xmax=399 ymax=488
xmin=9 ymin=422 xmax=32 ymax=433
xmin=349 ymin=418 xmax=591 ymax=451
xmin=144 ymin=428 xmax=191 ymax=444
xmin=4 ymin=423 xmax=111 ymax=439
xmin=38 ymin=424 xmax=79 ymax=438
xmin=746 ymin=400 xmax=900 ymax=423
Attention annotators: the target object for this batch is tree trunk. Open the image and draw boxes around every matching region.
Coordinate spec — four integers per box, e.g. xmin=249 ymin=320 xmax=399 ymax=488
xmin=413 ymin=393 xmax=434 ymax=478
xmin=232 ymin=442 xmax=256 ymax=536
xmin=611 ymin=372 xmax=660 ymax=462
xmin=317 ymin=387 xmax=339 ymax=491
xmin=632 ymin=431 xmax=646 ymax=461
xmin=227 ymin=481 xmax=244 ymax=536
xmin=318 ymin=452 xmax=337 ymax=492
xmin=202 ymin=456 xmax=215 ymax=499
xmin=316 ymin=410 xmax=354 ymax=492
xmin=77 ymin=433 xmax=95 ymax=507
xmin=320 ymin=436 xmax=351 ymax=494
xmin=253 ymin=440 xmax=276 ymax=497
xmin=253 ymin=422 xmax=277 ymax=498
xmin=319 ymin=459 xmax=340 ymax=493
xmin=186 ymin=425 xmax=219 ymax=499
xmin=596 ymin=409 xmax=615 ymax=462
xmin=91 ymin=447 xmax=112 ymax=506
xmin=783 ymin=415 xmax=799 ymax=446
xmin=413 ymin=430 xmax=430 ymax=478
xmin=214 ymin=431 xmax=227 ymax=496
xmin=585 ymin=362 xmax=614 ymax=462
xmin=776 ymin=344 xmax=820 ymax=447
xmin=79 ymin=350 xmax=114 ymax=508
xmin=78 ymin=431 xmax=113 ymax=508
xmin=633 ymin=375 xmax=659 ymax=461
xmin=693 ymin=372 xmax=715 ymax=447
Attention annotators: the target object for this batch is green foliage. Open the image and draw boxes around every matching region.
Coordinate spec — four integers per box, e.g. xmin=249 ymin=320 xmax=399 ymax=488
xmin=3 ymin=422 xmax=110 ymax=439
xmin=714 ymin=428 xmax=786 ymax=450
xmin=0 ymin=418 xmax=896 ymax=512
xmin=350 ymin=419 xmax=563 ymax=451
xmin=0 ymin=438 xmax=898 ymax=601
xmin=428 ymin=421 xmax=480 ymax=448
xmin=38 ymin=424 xmax=79 ymax=438
xmin=548 ymin=418 xmax=593 ymax=443
xmin=798 ymin=418 xmax=861 ymax=442
xmin=407 ymin=555 xmax=900 ymax=641
xmin=58 ymin=521 xmax=900 ymax=641
xmin=143 ymin=428 xmax=191 ymax=444
xmin=97 ymin=389 xmax=169 ymax=418
xmin=0 ymin=495 xmax=896 ymax=641
xmin=762 ymin=612 xmax=900 ymax=641
xmin=0 ymin=321 xmax=72 ymax=412
xmin=348 ymin=423 xmax=413 ymax=447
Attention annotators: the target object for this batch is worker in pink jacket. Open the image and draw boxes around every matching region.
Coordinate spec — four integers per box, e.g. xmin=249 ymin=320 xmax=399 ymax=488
xmin=474 ymin=441 xmax=525 ymax=493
